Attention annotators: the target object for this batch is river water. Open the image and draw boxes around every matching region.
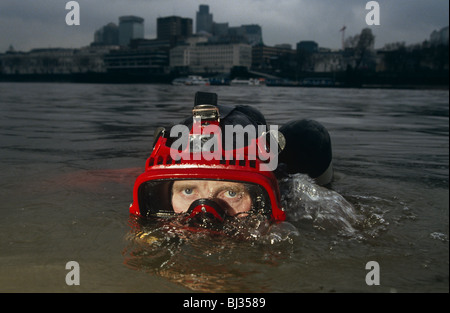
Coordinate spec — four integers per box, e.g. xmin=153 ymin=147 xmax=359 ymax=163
xmin=0 ymin=82 xmax=448 ymax=293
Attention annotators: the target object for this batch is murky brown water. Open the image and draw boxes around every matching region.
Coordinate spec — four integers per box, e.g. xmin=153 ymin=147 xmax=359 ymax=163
xmin=0 ymin=83 xmax=448 ymax=292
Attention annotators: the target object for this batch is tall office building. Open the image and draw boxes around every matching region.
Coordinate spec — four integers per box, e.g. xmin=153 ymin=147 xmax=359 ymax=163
xmin=93 ymin=23 xmax=119 ymax=46
xmin=118 ymin=16 xmax=144 ymax=46
xmin=196 ymin=5 xmax=213 ymax=34
xmin=157 ymin=16 xmax=193 ymax=42
xmin=241 ymin=25 xmax=263 ymax=46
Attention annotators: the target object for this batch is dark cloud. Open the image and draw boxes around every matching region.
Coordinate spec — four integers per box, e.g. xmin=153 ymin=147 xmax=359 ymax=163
xmin=0 ymin=0 xmax=448 ymax=52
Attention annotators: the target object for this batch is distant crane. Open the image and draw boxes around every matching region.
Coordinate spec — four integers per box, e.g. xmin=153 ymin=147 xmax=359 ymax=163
xmin=339 ymin=25 xmax=346 ymax=50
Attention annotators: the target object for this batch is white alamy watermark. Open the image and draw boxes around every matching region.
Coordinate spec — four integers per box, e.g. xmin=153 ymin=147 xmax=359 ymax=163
xmin=365 ymin=1 xmax=380 ymax=25
xmin=169 ymin=117 xmax=281 ymax=171
xmin=65 ymin=1 xmax=80 ymax=26
xmin=65 ymin=261 xmax=80 ymax=286
xmin=365 ymin=261 xmax=380 ymax=286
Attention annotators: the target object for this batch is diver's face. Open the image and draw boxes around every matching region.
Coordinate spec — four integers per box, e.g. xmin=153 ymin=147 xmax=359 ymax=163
xmin=171 ymin=180 xmax=252 ymax=216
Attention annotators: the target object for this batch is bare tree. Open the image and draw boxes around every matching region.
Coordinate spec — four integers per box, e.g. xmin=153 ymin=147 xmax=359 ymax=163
xmin=345 ymin=28 xmax=375 ymax=70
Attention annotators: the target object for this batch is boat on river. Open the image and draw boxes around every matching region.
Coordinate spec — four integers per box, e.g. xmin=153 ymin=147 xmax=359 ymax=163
xmin=231 ymin=78 xmax=263 ymax=86
xmin=172 ymin=76 xmax=210 ymax=86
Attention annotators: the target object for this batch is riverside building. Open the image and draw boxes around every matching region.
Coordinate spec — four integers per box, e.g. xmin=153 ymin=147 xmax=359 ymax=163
xmin=170 ymin=42 xmax=252 ymax=74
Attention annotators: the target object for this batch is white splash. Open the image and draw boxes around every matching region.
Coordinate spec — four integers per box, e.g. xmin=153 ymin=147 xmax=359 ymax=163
xmin=280 ymin=174 xmax=361 ymax=234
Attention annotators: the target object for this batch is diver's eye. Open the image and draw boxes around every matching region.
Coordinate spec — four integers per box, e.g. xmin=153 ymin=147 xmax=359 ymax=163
xmin=183 ymin=188 xmax=193 ymax=195
xmin=225 ymin=190 xmax=237 ymax=198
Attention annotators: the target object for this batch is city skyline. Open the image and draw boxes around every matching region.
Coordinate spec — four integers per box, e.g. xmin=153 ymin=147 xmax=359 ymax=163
xmin=0 ymin=0 xmax=448 ymax=53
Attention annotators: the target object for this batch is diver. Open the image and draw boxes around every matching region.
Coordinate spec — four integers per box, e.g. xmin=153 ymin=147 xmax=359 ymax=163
xmin=129 ymin=91 xmax=333 ymax=229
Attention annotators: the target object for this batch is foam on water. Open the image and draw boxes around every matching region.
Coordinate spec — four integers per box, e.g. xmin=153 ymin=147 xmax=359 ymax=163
xmin=280 ymin=173 xmax=361 ymax=235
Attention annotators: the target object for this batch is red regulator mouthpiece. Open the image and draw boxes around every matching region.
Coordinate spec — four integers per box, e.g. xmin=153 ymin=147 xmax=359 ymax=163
xmin=186 ymin=198 xmax=227 ymax=227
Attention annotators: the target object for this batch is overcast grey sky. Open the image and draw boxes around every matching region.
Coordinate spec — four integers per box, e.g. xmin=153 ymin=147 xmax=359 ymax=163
xmin=0 ymin=0 xmax=448 ymax=52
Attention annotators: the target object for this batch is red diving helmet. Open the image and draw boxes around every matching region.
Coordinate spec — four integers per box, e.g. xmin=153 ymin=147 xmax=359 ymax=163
xmin=129 ymin=92 xmax=286 ymax=222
